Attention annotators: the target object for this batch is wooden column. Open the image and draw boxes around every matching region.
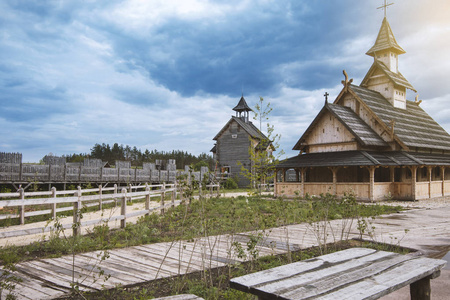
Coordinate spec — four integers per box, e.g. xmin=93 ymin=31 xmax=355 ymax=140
xmin=369 ymin=166 xmax=375 ymax=202
xmin=410 ymin=166 xmax=417 ymax=201
xmin=160 ymin=183 xmax=166 ymax=215
xmin=329 ymin=167 xmax=339 ymax=196
xmin=427 ymin=166 xmax=433 ymax=199
xmin=441 ymin=167 xmax=446 ymax=197
xmin=73 ymin=186 xmax=82 ymax=236
xmin=145 ymin=186 xmax=150 ymax=216
xmin=113 ymin=184 xmax=118 ymax=206
xmin=98 ymin=184 xmax=103 ymax=211
xmin=19 ymin=188 xmax=25 ymax=225
xmin=301 ymin=168 xmax=306 ymax=198
xmin=51 ymin=187 xmax=57 ymax=219
xmin=171 ymin=183 xmax=176 ymax=208
xmin=120 ymin=188 xmax=127 ymax=228
xmin=390 ymin=167 xmax=395 ymax=182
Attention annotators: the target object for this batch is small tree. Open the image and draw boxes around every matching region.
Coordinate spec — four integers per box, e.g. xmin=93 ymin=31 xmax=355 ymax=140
xmin=240 ymin=97 xmax=283 ymax=195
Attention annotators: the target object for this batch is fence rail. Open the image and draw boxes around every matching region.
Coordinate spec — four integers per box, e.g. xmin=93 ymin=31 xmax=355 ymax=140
xmin=0 ymin=184 xmax=178 ymax=239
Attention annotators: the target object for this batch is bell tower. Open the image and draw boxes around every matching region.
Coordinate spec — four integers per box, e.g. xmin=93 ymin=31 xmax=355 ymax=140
xmin=232 ymin=95 xmax=253 ymax=123
xmin=360 ymin=1 xmax=416 ymax=109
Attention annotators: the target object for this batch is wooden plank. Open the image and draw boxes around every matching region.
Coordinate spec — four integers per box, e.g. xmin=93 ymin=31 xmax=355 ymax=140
xmin=230 ymin=248 xmax=378 ymax=290
xmin=47 ymin=255 xmax=117 ymax=289
xmin=15 ymin=261 xmax=84 ymax=291
xmin=275 ymin=254 xmax=414 ymax=299
xmin=230 ymin=248 xmax=446 ymax=300
xmin=25 ymin=258 xmax=109 ymax=291
xmin=111 ymin=248 xmax=176 ymax=277
xmin=141 ymin=241 xmax=224 ymax=271
xmin=154 ymin=294 xmax=204 ymax=300
xmin=313 ymin=257 xmax=446 ymax=300
xmin=134 ymin=244 xmax=208 ymax=272
xmin=97 ymin=252 xmax=169 ymax=281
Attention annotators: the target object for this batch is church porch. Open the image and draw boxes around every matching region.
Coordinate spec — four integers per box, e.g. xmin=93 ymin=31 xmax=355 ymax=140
xmin=275 ymin=151 xmax=450 ymax=201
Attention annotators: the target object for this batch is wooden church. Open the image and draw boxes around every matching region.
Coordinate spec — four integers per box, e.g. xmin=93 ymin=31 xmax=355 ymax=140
xmin=211 ymin=96 xmax=273 ymax=187
xmin=275 ymin=14 xmax=450 ymax=201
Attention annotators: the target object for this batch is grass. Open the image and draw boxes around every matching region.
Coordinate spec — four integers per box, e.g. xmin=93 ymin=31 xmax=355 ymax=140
xmin=0 ymin=194 xmax=402 ymax=265
xmin=0 ymin=192 xmax=404 ymax=299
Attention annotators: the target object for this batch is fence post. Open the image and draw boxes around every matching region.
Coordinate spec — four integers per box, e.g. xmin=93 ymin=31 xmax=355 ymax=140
xmin=145 ymin=186 xmax=150 ymax=216
xmin=98 ymin=184 xmax=103 ymax=211
xmin=51 ymin=187 xmax=57 ymax=219
xmin=128 ymin=183 xmax=132 ymax=203
xmin=160 ymin=183 xmax=165 ymax=215
xmin=73 ymin=186 xmax=82 ymax=237
xmin=199 ymin=181 xmax=202 ymax=201
xmin=175 ymin=181 xmax=178 ymax=204
xmin=114 ymin=184 xmax=118 ymax=206
xmin=171 ymin=183 xmax=175 ymax=208
xmin=19 ymin=188 xmax=25 ymax=225
xmin=121 ymin=188 xmax=127 ymax=228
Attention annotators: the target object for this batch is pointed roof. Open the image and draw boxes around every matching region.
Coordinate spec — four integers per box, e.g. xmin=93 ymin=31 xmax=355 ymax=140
xmin=232 ymin=96 xmax=253 ymax=112
xmin=361 ymin=60 xmax=416 ymax=92
xmin=213 ymin=116 xmax=267 ymax=141
xmin=348 ymin=85 xmax=450 ymax=151
xmin=293 ymin=102 xmax=388 ymax=151
xmin=366 ymin=17 xmax=406 ymax=56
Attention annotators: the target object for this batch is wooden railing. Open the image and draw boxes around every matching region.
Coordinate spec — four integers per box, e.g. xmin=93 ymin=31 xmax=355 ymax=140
xmin=0 ymin=184 xmax=178 ymax=239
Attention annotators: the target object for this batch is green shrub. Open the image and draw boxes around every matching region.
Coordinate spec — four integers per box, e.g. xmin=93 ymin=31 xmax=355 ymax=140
xmin=223 ymin=178 xmax=238 ymax=189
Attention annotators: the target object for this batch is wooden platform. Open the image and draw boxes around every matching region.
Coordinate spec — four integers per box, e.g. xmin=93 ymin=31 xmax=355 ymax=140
xmin=4 ymin=206 xmax=450 ymax=299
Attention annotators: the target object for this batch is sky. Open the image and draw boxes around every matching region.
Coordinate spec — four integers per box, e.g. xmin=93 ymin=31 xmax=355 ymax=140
xmin=1 ymin=0 xmax=450 ymax=163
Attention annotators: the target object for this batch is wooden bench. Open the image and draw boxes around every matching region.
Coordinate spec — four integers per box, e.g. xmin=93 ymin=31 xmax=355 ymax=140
xmin=230 ymin=247 xmax=447 ymax=300
xmin=153 ymin=294 xmax=204 ymax=300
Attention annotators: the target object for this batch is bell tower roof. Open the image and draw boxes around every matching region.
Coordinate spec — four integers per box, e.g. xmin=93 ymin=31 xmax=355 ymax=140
xmin=232 ymin=95 xmax=253 ymax=113
xmin=366 ymin=17 xmax=406 ymax=57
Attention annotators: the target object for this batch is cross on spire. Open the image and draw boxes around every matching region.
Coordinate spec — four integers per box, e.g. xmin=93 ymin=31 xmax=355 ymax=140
xmin=377 ymin=0 xmax=394 ymax=18
xmin=324 ymin=92 xmax=329 ymax=103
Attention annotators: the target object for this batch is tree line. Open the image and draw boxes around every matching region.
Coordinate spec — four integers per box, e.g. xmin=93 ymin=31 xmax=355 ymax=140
xmin=61 ymin=143 xmax=215 ymax=170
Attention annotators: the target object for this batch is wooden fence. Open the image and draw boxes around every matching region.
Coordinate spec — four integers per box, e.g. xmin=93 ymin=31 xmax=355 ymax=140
xmin=0 ymin=184 xmax=179 ymax=239
xmin=0 ymin=163 xmax=178 ymax=183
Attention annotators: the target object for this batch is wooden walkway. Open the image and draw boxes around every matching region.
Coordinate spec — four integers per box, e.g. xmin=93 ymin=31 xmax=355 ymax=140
xmin=5 ymin=206 xmax=450 ymax=299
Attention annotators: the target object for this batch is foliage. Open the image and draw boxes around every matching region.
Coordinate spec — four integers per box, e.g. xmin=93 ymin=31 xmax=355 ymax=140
xmin=222 ymin=177 xmax=238 ymax=190
xmin=239 ymin=97 xmax=284 ymax=194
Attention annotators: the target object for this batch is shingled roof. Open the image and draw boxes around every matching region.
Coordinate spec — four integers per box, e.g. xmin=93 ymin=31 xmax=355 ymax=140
xmin=366 ymin=17 xmax=405 ymax=56
xmin=361 ymin=60 xmax=416 ymax=92
xmin=213 ymin=116 xmax=268 ymax=141
xmin=350 ymin=85 xmax=450 ymax=151
xmin=293 ymin=102 xmax=388 ymax=151
xmin=232 ymin=96 xmax=253 ymax=112
xmin=277 ymin=150 xmax=450 ymax=169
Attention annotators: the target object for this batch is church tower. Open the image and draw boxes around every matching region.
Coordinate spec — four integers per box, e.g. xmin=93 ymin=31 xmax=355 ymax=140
xmin=360 ymin=16 xmax=416 ymax=109
xmin=232 ymin=95 xmax=253 ymax=123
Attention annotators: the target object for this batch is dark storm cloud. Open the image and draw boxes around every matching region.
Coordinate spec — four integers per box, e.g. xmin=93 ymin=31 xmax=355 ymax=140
xmin=0 ymin=0 xmax=449 ymax=162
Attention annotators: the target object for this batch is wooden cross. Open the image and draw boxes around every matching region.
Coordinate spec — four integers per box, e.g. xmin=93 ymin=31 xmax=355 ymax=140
xmin=377 ymin=0 xmax=394 ymax=18
xmin=341 ymin=70 xmax=353 ymax=87
xmin=324 ymin=92 xmax=329 ymax=103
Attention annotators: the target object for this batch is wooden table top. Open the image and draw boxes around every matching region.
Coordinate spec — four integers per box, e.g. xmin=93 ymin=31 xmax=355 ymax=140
xmin=230 ymin=247 xmax=447 ymax=300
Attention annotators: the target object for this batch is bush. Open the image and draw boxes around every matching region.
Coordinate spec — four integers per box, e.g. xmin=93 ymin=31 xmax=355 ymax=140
xmin=223 ymin=178 xmax=238 ymax=189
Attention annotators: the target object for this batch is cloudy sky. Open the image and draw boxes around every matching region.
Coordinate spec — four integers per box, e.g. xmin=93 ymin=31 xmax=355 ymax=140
xmin=1 ymin=0 xmax=450 ymax=163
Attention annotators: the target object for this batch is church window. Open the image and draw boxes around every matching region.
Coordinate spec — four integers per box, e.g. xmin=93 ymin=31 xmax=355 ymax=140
xmin=337 ymin=127 xmax=340 ymax=132
xmin=323 ymin=129 xmax=325 ymax=133
xmin=385 ymin=87 xmax=388 ymax=91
